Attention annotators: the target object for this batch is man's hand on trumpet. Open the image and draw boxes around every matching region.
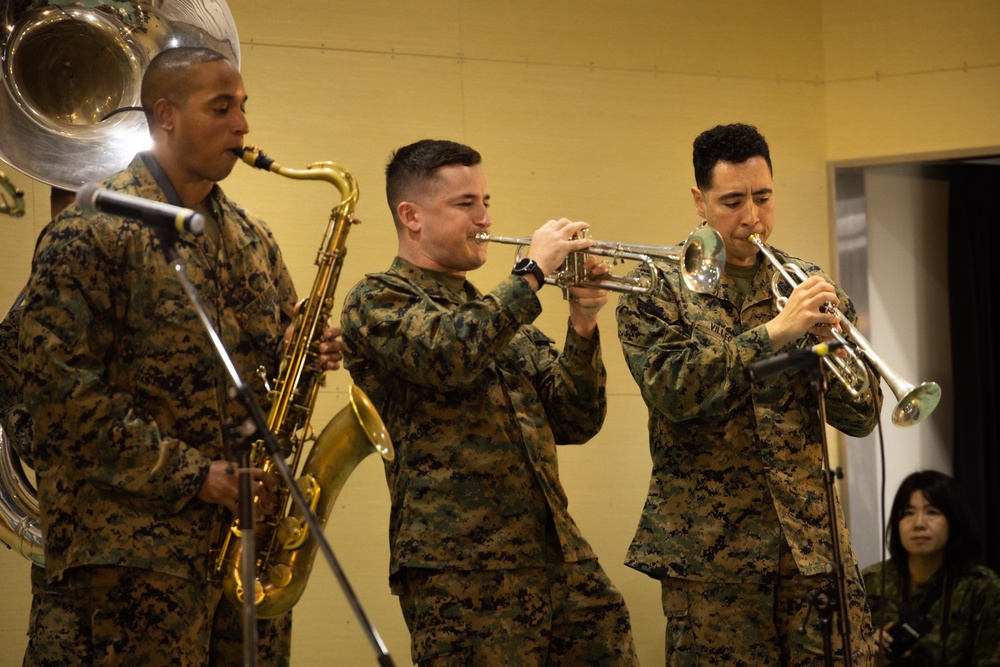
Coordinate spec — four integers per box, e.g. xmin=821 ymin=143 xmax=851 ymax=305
xmin=765 ymin=275 xmax=842 ymax=350
xmin=523 ymin=218 xmax=595 ymax=283
xmin=518 ymin=218 xmax=610 ymax=338
xmin=566 ymin=255 xmax=611 ymax=339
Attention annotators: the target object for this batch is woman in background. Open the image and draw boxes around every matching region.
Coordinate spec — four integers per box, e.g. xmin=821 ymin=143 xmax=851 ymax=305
xmin=863 ymin=470 xmax=1000 ymax=665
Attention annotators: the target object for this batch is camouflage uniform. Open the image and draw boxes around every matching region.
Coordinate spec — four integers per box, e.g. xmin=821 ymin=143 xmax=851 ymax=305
xmin=0 ymin=300 xmax=21 ymax=420
xmin=1 ymin=296 xmax=31 ymax=458
xmin=863 ymin=561 xmax=1000 ymax=666
xmin=342 ymin=256 xmax=637 ymax=666
xmin=616 ymin=243 xmax=883 ymax=666
xmin=17 ymin=154 xmax=295 ymax=665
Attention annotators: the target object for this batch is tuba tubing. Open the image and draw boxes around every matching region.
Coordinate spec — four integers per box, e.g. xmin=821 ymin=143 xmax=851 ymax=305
xmin=213 ymin=146 xmax=393 ymax=617
xmin=0 ymin=425 xmax=43 ymax=566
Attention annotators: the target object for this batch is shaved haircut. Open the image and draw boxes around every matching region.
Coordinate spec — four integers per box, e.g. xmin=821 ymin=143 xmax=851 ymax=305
xmin=140 ymin=47 xmax=231 ymax=125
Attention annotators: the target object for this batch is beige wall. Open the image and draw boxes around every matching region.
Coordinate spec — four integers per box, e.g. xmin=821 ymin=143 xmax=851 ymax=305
xmin=0 ymin=1 xmax=996 ymax=664
xmin=823 ymin=0 xmax=1000 ymax=162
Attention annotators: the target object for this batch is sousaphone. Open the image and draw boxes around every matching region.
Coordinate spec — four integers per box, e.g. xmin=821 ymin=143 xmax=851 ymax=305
xmin=0 ymin=0 xmax=242 ymax=189
xmin=0 ymin=0 xmax=241 ymax=564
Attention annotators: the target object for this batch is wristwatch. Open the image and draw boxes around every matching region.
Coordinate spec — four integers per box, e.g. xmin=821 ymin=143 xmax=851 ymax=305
xmin=511 ymin=257 xmax=545 ymax=289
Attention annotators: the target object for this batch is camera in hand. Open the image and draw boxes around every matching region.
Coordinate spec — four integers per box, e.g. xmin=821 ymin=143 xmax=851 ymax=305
xmin=884 ymin=611 xmax=933 ymax=660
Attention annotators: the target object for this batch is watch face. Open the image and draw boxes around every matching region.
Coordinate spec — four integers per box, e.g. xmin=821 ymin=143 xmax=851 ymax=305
xmin=513 ymin=258 xmax=536 ymax=273
xmin=511 ymin=258 xmax=543 ymax=288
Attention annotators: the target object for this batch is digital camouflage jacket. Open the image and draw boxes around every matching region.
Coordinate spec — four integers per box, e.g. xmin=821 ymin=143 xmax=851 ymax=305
xmin=19 ymin=155 xmax=296 ymax=584
xmin=341 ymin=257 xmax=605 ymax=581
xmin=864 ymin=560 xmax=1000 ymax=666
xmin=0 ymin=305 xmax=28 ymax=459
xmin=616 ymin=243 xmax=883 ymax=583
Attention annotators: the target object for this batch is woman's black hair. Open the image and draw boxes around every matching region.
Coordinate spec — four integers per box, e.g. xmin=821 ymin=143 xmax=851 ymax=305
xmin=886 ymin=470 xmax=982 ymax=574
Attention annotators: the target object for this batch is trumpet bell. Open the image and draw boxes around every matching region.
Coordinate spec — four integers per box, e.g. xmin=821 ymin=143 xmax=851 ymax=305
xmin=891 ymin=381 xmax=942 ymax=428
xmin=680 ymin=226 xmax=725 ymax=293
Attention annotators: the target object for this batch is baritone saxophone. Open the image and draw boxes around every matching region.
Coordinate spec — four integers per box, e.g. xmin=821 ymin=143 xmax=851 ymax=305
xmin=213 ymin=146 xmax=394 ymax=618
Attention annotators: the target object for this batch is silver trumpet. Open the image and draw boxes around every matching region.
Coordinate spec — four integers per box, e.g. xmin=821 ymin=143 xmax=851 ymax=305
xmin=748 ymin=233 xmax=941 ymax=428
xmin=476 ymin=225 xmax=725 ymax=295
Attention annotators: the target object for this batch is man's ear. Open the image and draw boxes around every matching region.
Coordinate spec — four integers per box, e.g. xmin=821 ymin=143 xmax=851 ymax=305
xmin=152 ymin=98 xmax=175 ymax=132
xmin=691 ymin=186 xmax=706 ymax=219
xmin=396 ymin=200 xmax=420 ymax=232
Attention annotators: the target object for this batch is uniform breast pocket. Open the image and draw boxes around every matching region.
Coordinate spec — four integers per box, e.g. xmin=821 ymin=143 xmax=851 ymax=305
xmin=237 ymin=282 xmax=284 ymax=348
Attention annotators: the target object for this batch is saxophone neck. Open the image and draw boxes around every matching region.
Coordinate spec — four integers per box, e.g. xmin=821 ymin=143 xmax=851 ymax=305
xmin=233 ymin=145 xmax=358 ymax=204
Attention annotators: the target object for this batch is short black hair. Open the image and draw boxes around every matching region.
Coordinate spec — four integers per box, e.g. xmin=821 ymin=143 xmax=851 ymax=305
xmin=692 ymin=123 xmax=772 ymax=191
xmin=140 ymin=47 xmax=231 ymax=125
xmin=886 ymin=470 xmax=982 ymax=574
xmin=385 ymin=139 xmax=482 ymax=224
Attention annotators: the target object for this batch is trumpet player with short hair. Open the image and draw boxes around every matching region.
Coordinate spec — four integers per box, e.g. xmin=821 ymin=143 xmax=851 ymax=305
xmin=341 ymin=138 xmax=638 ymax=666
xmin=616 ymin=123 xmax=883 ymax=666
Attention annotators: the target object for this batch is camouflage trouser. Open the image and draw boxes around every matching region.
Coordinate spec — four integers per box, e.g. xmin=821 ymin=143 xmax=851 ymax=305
xmin=22 ymin=565 xmax=291 ymax=667
xmin=660 ymin=544 xmax=876 ymax=667
xmin=396 ymin=558 xmax=638 ymax=666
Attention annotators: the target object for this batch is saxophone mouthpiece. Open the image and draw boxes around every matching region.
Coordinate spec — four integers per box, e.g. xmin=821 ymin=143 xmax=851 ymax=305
xmin=233 ymin=145 xmax=276 ymax=172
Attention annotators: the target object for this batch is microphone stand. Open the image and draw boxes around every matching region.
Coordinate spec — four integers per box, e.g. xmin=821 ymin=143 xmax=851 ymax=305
xmin=156 ymin=234 xmax=396 ymax=667
xmin=802 ymin=358 xmax=853 ymax=667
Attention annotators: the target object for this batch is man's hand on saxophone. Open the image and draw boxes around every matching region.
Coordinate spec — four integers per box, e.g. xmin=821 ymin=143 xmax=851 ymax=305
xmin=283 ymin=299 xmax=348 ymax=371
xmin=316 ymin=326 xmax=347 ymax=370
xmin=198 ymin=460 xmax=279 ymax=518
xmin=197 ymin=321 xmax=350 ymax=520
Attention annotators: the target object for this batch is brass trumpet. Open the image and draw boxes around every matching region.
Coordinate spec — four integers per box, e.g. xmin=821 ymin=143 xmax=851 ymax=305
xmin=475 ymin=225 xmax=725 ymax=294
xmin=748 ymin=233 xmax=941 ymax=428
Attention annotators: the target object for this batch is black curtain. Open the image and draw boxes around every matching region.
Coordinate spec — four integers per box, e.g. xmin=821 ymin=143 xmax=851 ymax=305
xmin=948 ymin=163 xmax=1000 ymax=574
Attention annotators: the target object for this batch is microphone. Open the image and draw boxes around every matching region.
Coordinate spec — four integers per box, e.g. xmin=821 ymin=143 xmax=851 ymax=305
xmin=76 ymin=182 xmax=204 ymax=236
xmin=747 ymin=341 xmax=845 ymax=383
